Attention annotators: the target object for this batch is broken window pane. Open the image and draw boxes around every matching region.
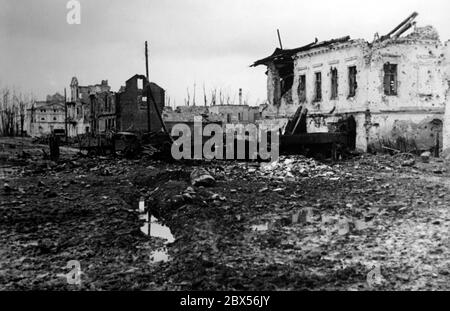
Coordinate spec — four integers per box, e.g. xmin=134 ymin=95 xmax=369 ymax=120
xmin=331 ymin=68 xmax=338 ymax=99
xmin=314 ymin=72 xmax=322 ymax=102
xmin=297 ymin=75 xmax=306 ymax=103
xmin=384 ymin=63 xmax=398 ymax=96
xmin=348 ymin=66 xmax=357 ymax=98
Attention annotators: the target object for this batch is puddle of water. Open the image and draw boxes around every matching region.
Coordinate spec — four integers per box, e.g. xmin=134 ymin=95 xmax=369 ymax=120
xmin=149 ymin=248 xmax=170 ymax=263
xmin=140 ymin=214 xmax=175 ymax=244
xmin=251 ymin=223 xmax=269 ymax=232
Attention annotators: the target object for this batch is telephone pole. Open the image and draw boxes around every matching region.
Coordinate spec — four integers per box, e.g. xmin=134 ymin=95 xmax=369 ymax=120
xmin=145 ymin=41 xmax=151 ymax=132
xmin=64 ymin=88 xmax=68 ymax=143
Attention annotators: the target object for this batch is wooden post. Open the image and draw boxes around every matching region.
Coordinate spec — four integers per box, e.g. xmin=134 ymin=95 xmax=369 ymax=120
xmin=145 ymin=41 xmax=151 ymax=133
xmin=148 ymin=212 xmax=151 ymax=236
xmin=64 ymin=88 xmax=68 ymax=143
xmin=145 ymin=41 xmax=149 ymax=80
xmin=49 ymin=134 xmax=60 ymax=161
xmin=435 ymin=132 xmax=440 ymax=157
xmin=277 ymin=29 xmax=283 ymax=50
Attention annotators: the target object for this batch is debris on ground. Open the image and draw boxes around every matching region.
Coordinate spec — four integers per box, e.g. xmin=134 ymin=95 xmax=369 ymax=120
xmin=190 ymin=168 xmax=216 ymax=187
xmin=0 ymin=137 xmax=448 ymax=290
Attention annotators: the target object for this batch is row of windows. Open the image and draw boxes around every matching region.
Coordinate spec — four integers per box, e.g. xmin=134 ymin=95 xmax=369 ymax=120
xmin=105 ymin=118 xmax=115 ymax=130
xmin=225 ymin=112 xmax=244 ymax=123
xmin=39 ymin=109 xmax=60 ymax=113
xmin=297 ymin=63 xmax=398 ymax=102
xmin=40 ymin=117 xmax=58 ymax=121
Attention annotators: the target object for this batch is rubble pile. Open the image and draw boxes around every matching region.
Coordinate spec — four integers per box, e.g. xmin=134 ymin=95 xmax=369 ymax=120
xmin=1 ymin=136 xmax=449 ymax=291
xmin=259 ymin=155 xmax=339 ymax=180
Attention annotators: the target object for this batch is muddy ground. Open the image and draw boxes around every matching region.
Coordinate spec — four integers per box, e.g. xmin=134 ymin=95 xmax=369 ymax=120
xmin=0 ymin=137 xmax=448 ymax=290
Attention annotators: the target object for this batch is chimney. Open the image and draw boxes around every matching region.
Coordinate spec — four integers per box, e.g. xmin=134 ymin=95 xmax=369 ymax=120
xmin=239 ymin=88 xmax=242 ymax=105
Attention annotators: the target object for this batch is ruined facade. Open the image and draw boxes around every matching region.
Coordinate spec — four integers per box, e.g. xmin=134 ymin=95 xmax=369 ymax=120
xmin=68 ymin=77 xmax=114 ymax=136
xmin=28 ymin=93 xmax=66 ymax=137
xmin=116 ymin=74 xmax=165 ymax=132
xmin=253 ymin=15 xmax=450 ymax=152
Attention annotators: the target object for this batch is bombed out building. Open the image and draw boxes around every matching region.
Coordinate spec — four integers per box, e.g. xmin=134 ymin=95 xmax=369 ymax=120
xmin=253 ymin=13 xmax=450 ymax=153
xmin=28 ymin=93 xmax=66 ymax=137
xmin=116 ymin=74 xmax=165 ymax=133
xmin=68 ymin=77 xmax=115 ymax=136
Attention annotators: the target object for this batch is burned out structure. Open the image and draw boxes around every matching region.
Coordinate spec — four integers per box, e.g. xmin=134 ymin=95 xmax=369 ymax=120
xmin=253 ymin=13 xmax=450 ymax=153
xmin=116 ymin=74 xmax=165 ymax=132
xmin=28 ymin=93 xmax=66 ymax=137
xmin=68 ymin=77 xmax=115 ymax=136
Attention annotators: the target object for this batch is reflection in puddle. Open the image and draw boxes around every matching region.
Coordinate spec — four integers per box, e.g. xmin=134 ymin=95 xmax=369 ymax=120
xmin=149 ymin=249 xmax=170 ymax=263
xmin=140 ymin=214 xmax=175 ymax=244
xmin=251 ymin=223 xmax=269 ymax=232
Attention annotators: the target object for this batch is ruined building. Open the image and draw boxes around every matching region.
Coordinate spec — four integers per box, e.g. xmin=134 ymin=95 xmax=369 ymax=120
xmin=116 ymin=74 xmax=165 ymax=132
xmin=252 ymin=13 xmax=450 ymax=153
xmin=28 ymin=93 xmax=66 ymax=137
xmin=68 ymin=77 xmax=115 ymax=136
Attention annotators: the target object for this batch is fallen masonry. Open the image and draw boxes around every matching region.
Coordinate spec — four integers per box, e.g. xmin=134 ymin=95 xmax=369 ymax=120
xmin=0 ymin=137 xmax=449 ymax=290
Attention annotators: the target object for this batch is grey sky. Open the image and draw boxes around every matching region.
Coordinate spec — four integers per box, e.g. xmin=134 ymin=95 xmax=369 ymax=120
xmin=1 ymin=0 xmax=450 ymax=106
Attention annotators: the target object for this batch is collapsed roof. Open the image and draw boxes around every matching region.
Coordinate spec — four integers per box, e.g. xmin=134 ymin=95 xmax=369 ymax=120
xmin=251 ymin=12 xmax=428 ymax=68
xmin=251 ymin=36 xmax=351 ymax=67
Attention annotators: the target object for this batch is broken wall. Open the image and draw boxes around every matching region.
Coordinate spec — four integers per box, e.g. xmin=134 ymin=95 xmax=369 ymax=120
xmin=117 ymin=76 xmax=165 ymax=133
xmin=279 ymin=31 xmax=448 ymax=152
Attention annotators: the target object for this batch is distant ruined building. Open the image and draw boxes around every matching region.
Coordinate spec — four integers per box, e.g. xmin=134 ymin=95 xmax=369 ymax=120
xmin=252 ymin=13 xmax=450 ymax=154
xmin=28 ymin=93 xmax=66 ymax=137
xmin=67 ymin=77 xmax=115 ymax=136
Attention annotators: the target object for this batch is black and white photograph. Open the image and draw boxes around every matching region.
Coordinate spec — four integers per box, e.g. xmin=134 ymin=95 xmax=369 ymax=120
xmin=0 ymin=0 xmax=449 ymax=298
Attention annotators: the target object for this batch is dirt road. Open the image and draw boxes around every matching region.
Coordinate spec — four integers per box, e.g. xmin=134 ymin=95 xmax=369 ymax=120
xmin=0 ymin=138 xmax=448 ymax=290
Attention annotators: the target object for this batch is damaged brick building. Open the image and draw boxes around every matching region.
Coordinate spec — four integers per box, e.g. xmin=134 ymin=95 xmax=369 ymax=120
xmin=116 ymin=74 xmax=165 ymax=132
xmin=252 ymin=13 xmax=450 ymax=153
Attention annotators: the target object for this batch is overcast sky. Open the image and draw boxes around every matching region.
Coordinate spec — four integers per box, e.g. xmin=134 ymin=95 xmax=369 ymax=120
xmin=1 ymin=0 xmax=450 ymax=106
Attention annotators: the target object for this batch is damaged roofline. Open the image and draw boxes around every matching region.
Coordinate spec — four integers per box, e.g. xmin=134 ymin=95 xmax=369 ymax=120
xmin=250 ymin=12 xmax=429 ymax=68
xmin=250 ymin=36 xmax=351 ymax=68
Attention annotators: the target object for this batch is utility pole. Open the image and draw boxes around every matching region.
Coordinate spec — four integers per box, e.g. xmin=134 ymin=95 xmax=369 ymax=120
xmin=143 ymin=41 xmax=172 ymax=139
xmin=145 ymin=41 xmax=149 ymax=79
xmin=277 ymin=29 xmax=283 ymax=50
xmin=64 ymin=88 xmax=68 ymax=143
xmin=145 ymin=41 xmax=151 ymax=132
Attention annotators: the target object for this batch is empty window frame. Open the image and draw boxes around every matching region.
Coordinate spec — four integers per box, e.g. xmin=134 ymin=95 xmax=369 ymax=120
xmin=137 ymin=78 xmax=144 ymax=90
xmin=348 ymin=66 xmax=357 ymax=98
xmin=314 ymin=72 xmax=322 ymax=102
xmin=297 ymin=74 xmax=306 ymax=103
xmin=330 ymin=67 xmax=338 ymax=100
xmin=384 ymin=63 xmax=398 ymax=96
